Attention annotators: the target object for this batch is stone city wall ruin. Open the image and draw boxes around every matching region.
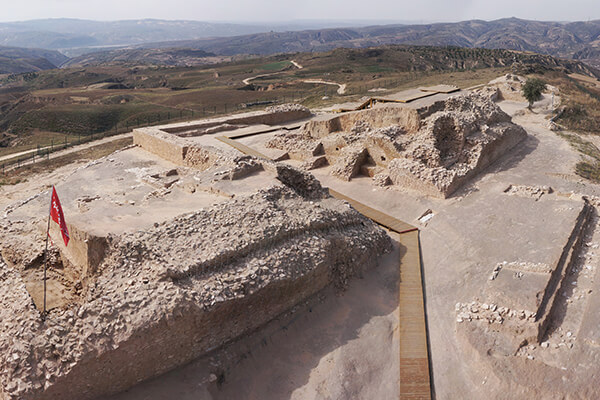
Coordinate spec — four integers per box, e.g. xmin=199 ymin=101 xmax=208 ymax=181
xmin=0 ymin=105 xmax=393 ymax=400
xmin=266 ymin=93 xmax=527 ymax=198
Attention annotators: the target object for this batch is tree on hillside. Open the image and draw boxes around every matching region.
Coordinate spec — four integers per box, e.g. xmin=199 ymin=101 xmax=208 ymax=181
xmin=522 ymin=78 xmax=547 ymax=109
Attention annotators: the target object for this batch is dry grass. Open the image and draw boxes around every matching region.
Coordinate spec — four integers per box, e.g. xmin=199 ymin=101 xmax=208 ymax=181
xmin=556 ymin=131 xmax=600 ymax=183
xmin=545 ymin=72 xmax=600 ymax=134
xmin=539 ymin=72 xmax=600 ymax=182
xmin=0 ymin=137 xmax=132 ymax=186
xmin=0 ymin=130 xmax=80 ymax=157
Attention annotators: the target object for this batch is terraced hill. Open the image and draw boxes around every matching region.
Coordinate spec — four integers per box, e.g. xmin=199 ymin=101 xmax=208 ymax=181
xmin=0 ymin=46 xmax=67 ymax=74
xmin=0 ymin=45 xmax=597 ymax=159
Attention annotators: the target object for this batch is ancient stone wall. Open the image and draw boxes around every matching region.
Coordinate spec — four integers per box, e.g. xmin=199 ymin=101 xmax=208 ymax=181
xmin=132 ymin=128 xmax=189 ymax=165
xmin=33 ymin=264 xmax=334 ymax=400
xmin=267 ymin=93 xmax=527 ymax=198
xmin=302 ymin=106 xmax=421 ymax=139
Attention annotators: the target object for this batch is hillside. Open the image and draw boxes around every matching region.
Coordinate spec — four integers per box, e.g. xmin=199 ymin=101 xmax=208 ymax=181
xmin=63 ymin=48 xmax=219 ymax=68
xmin=123 ymin=18 xmax=600 ymax=68
xmin=0 ymin=45 xmax=597 ymax=157
xmin=0 ymin=46 xmax=68 ymax=74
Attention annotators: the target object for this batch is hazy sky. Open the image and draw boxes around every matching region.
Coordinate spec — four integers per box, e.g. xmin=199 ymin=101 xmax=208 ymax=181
xmin=0 ymin=0 xmax=598 ymax=23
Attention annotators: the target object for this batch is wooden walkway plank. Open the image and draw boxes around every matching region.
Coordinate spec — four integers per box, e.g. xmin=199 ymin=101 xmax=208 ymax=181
xmin=399 ymin=230 xmax=432 ymax=399
xmin=328 ymin=188 xmax=417 ymax=234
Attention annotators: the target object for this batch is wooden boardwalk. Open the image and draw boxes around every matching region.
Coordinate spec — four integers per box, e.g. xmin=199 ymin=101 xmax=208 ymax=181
xmin=399 ymin=230 xmax=432 ymax=399
xmin=215 ymin=136 xmax=271 ymax=159
xmin=216 ymin=134 xmax=432 ymax=399
xmin=328 ymin=189 xmax=417 ymax=234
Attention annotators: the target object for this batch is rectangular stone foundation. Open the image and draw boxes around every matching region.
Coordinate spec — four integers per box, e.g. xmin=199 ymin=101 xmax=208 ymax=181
xmin=480 ymin=199 xmax=594 ymax=346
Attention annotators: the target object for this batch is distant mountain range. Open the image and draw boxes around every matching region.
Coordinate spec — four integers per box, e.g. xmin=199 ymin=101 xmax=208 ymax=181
xmin=0 ymin=19 xmax=277 ymax=54
xmin=3 ymin=17 xmax=600 ymax=73
xmin=119 ymin=18 xmax=600 ymax=68
xmin=0 ymin=18 xmax=415 ymax=56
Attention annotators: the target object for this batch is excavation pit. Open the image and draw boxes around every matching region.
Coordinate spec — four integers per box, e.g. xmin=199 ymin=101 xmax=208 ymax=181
xmin=455 ymin=194 xmax=593 ymax=351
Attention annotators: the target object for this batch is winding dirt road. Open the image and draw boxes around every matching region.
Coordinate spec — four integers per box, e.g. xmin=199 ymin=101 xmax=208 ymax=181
xmin=241 ymin=60 xmax=347 ymax=96
xmin=302 ymin=79 xmax=347 ymax=95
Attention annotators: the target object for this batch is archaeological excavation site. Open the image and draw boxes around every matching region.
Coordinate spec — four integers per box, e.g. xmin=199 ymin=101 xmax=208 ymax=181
xmin=3 ymin=73 xmax=600 ymax=400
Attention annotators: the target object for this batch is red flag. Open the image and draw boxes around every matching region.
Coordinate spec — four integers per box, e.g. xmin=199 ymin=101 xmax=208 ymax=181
xmin=49 ymin=186 xmax=69 ymax=247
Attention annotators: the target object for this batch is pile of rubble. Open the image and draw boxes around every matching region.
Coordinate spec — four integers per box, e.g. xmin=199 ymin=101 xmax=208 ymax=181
xmin=455 ymin=301 xmax=537 ymax=325
xmin=504 ymin=184 xmax=553 ymax=200
xmin=266 ymin=93 xmax=527 ymax=197
xmin=265 ymin=103 xmax=310 ymax=114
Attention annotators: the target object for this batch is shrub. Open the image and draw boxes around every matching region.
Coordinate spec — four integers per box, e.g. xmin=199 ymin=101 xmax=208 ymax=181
xmin=522 ymin=78 xmax=547 ymax=108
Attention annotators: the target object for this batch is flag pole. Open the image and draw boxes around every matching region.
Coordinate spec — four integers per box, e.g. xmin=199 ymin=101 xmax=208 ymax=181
xmin=42 ymin=187 xmax=52 ymax=318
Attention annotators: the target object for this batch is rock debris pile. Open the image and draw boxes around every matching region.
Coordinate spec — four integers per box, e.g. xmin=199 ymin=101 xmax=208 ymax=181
xmin=265 ymin=103 xmax=310 ymax=114
xmin=455 ymin=301 xmax=537 ymax=325
xmin=504 ymin=184 xmax=553 ymax=200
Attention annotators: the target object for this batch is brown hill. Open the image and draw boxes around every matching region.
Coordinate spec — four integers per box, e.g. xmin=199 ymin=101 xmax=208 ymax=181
xmin=0 ymin=46 xmax=67 ymax=74
xmin=120 ymin=18 xmax=600 ymax=68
